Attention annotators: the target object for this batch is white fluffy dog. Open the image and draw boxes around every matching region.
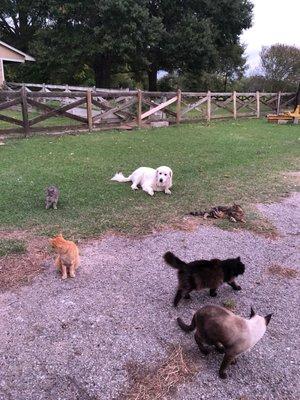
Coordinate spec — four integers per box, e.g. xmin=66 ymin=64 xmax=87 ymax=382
xmin=111 ymin=166 xmax=173 ymax=196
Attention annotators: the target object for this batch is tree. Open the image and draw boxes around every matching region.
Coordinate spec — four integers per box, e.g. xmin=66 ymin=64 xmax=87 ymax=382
xmin=31 ymin=0 xmax=162 ymax=87
xmin=216 ymin=44 xmax=247 ymax=91
xmin=139 ymin=0 xmax=253 ymax=90
xmin=0 ymin=0 xmax=50 ymax=51
xmin=0 ymin=0 xmax=254 ymax=90
xmin=260 ymin=44 xmax=300 ymax=90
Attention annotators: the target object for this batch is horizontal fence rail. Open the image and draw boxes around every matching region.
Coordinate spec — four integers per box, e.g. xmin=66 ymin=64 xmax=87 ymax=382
xmin=0 ymin=83 xmax=296 ymax=137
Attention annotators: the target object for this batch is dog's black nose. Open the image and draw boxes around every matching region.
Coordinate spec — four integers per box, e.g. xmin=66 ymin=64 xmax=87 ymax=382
xmin=159 ymin=178 xmax=163 ymax=183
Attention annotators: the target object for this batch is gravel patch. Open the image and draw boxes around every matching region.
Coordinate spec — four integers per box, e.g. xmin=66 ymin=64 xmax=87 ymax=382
xmin=0 ymin=193 xmax=299 ymax=400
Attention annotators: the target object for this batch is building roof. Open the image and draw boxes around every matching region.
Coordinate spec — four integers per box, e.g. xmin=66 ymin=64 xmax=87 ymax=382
xmin=0 ymin=40 xmax=35 ymax=62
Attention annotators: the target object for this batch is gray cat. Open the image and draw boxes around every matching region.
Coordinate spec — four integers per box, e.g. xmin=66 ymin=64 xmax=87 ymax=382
xmin=45 ymin=186 xmax=59 ymax=209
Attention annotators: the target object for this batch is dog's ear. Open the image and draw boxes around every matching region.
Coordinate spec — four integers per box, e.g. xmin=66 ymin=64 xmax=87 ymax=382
xmin=250 ymin=307 xmax=255 ymax=318
xmin=169 ymin=169 xmax=173 ymax=177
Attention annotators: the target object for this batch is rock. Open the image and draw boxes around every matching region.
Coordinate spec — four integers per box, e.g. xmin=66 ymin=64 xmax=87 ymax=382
xmin=150 ymin=120 xmax=169 ymax=128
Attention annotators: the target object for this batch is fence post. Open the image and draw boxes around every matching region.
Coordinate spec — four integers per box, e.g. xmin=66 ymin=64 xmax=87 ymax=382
xmin=21 ymin=86 xmax=29 ymax=137
xmin=233 ymin=91 xmax=237 ymax=120
xmin=176 ymin=89 xmax=181 ymax=125
xmin=86 ymin=89 xmax=93 ymax=131
xmin=207 ymin=91 xmax=211 ymax=122
xmin=276 ymin=91 xmax=281 ymax=115
xmin=256 ymin=91 xmax=260 ymax=118
xmin=137 ymin=89 xmax=142 ymax=128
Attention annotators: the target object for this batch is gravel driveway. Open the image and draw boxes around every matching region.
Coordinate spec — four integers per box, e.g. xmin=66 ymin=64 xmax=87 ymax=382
xmin=0 ymin=193 xmax=299 ymax=400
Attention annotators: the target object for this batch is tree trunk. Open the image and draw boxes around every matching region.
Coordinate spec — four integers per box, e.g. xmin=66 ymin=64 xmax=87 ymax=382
xmin=223 ymin=73 xmax=228 ymax=92
xmin=93 ymin=55 xmax=111 ymax=88
xmin=15 ymin=11 xmax=29 ymax=51
xmin=148 ymin=67 xmax=158 ymax=91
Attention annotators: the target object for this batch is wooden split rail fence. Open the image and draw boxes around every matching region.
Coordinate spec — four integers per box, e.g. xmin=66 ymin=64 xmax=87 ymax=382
xmin=0 ymin=84 xmax=296 ymax=136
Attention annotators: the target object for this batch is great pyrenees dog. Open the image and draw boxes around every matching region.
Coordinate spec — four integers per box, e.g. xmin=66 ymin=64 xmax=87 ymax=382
xmin=111 ymin=166 xmax=173 ymax=196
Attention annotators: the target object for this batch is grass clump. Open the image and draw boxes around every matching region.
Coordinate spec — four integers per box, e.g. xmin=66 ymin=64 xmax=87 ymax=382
xmin=0 ymin=239 xmax=27 ymax=257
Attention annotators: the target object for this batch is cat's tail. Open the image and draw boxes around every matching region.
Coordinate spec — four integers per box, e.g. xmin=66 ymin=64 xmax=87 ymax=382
xmin=189 ymin=210 xmax=205 ymax=216
xmin=177 ymin=315 xmax=196 ymax=332
xmin=164 ymin=251 xmax=187 ymax=271
xmin=111 ymin=172 xmax=131 ymax=182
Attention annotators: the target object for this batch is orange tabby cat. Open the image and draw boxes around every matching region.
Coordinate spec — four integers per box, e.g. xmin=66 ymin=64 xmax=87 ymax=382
xmin=50 ymin=234 xmax=80 ymax=279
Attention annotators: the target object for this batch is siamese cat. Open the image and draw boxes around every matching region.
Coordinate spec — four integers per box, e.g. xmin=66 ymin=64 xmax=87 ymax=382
xmin=177 ymin=305 xmax=273 ymax=379
xmin=164 ymin=252 xmax=245 ymax=306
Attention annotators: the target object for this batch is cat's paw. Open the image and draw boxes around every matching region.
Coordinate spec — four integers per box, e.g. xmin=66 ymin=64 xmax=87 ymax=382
xmin=234 ymin=285 xmax=242 ymax=291
xmin=62 ymin=274 xmax=68 ymax=280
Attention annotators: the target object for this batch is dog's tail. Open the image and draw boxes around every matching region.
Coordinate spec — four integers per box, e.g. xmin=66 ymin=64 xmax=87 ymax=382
xmin=111 ymin=172 xmax=131 ymax=182
xmin=164 ymin=251 xmax=187 ymax=271
xmin=177 ymin=315 xmax=196 ymax=332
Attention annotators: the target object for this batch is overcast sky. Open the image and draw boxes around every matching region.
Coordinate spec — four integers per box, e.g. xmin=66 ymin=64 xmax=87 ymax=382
xmin=241 ymin=0 xmax=300 ymax=73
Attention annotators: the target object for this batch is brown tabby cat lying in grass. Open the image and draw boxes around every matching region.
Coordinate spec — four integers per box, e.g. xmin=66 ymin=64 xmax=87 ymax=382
xmin=190 ymin=204 xmax=245 ymax=223
xmin=164 ymin=252 xmax=245 ymax=306
xmin=50 ymin=234 xmax=79 ymax=279
xmin=177 ymin=305 xmax=272 ymax=379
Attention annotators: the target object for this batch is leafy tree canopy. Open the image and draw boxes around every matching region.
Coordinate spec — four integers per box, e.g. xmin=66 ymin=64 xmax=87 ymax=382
xmin=1 ymin=0 xmax=253 ymax=90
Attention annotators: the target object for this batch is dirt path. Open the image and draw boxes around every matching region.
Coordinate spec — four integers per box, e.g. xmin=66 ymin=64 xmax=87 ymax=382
xmin=0 ymin=194 xmax=299 ymax=400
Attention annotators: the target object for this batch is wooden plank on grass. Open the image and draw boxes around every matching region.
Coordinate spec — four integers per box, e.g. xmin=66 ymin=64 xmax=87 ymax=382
xmin=137 ymin=90 xmax=142 ymax=128
xmin=86 ymin=90 xmax=93 ymax=131
xmin=181 ymin=96 xmax=208 ymax=116
xmin=142 ymin=98 xmax=176 ymax=117
xmin=233 ymin=91 xmax=237 ymax=119
xmin=27 ymin=98 xmax=87 ymax=125
xmin=21 ymin=87 xmax=29 ymax=136
xmin=92 ymin=98 xmax=135 ymax=120
xmin=141 ymin=96 xmax=177 ymax=120
xmin=256 ymin=91 xmax=260 ymax=118
xmin=0 ymin=113 xmax=24 ymax=126
xmin=207 ymin=91 xmax=211 ymax=121
xmin=0 ymin=98 xmax=20 ymax=111
xmin=92 ymin=98 xmax=137 ymax=122
xmin=176 ymin=89 xmax=181 ymax=124
xmin=28 ymin=91 xmax=86 ymax=98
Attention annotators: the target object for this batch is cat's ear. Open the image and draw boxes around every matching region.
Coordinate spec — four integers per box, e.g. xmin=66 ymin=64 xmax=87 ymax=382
xmin=250 ymin=307 xmax=255 ymax=318
xmin=58 ymin=233 xmax=63 ymax=237
xmin=265 ymin=314 xmax=273 ymax=326
xmin=236 ymin=256 xmax=241 ymax=262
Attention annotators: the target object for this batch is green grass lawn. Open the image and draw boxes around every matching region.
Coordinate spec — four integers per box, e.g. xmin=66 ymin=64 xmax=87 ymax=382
xmin=0 ymin=119 xmax=299 ymax=238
